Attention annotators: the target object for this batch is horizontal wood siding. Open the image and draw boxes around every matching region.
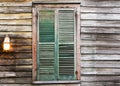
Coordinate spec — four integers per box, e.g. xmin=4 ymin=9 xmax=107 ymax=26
xmin=0 ymin=84 xmax=81 ymax=86
xmin=0 ymin=1 xmax=32 ymax=84
xmin=33 ymin=0 xmax=80 ymax=3
xmin=80 ymin=0 xmax=120 ymax=86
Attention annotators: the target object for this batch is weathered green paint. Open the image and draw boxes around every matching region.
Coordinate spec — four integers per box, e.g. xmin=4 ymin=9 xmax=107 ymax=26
xmin=39 ymin=10 xmax=55 ymax=42
xmin=38 ymin=10 xmax=56 ymax=81
xmin=37 ymin=9 xmax=76 ymax=81
xmin=58 ymin=10 xmax=75 ymax=80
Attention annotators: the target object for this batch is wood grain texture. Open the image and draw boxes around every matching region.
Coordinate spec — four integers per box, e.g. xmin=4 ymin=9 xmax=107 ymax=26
xmin=0 ymin=78 xmax=31 ymax=83
xmin=32 ymin=7 xmax=37 ymax=81
xmin=81 ymin=40 xmax=120 ymax=47
xmin=0 ymin=59 xmax=32 ymax=66
xmin=81 ymin=20 xmax=120 ymax=27
xmin=0 ymin=72 xmax=31 ymax=77
xmin=0 ymin=7 xmax=31 ymax=13
xmin=80 ymin=0 xmax=120 ymax=7
xmin=81 ymin=82 xmax=120 ymax=86
xmin=81 ymin=33 xmax=120 ymax=41
xmin=0 ymin=19 xmax=31 ymax=25
xmin=0 ymin=53 xmax=32 ymax=59
xmin=0 ymin=26 xmax=31 ymax=31
xmin=81 ymin=7 xmax=120 ymax=14
xmin=81 ymin=14 xmax=120 ymax=20
xmin=81 ymin=47 xmax=120 ymax=54
xmin=82 ymin=68 xmax=120 ymax=75
xmin=0 ymin=32 xmax=31 ymax=38
xmin=0 ymin=0 xmax=32 ymax=85
xmin=81 ymin=27 xmax=120 ymax=34
xmin=33 ymin=0 xmax=80 ymax=3
xmin=80 ymin=0 xmax=120 ymax=86
xmin=0 ymin=13 xmax=31 ymax=19
xmin=81 ymin=61 xmax=120 ymax=68
xmin=0 ymin=84 xmax=81 ymax=86
xmin=81 ymin=55 xmax=120 ymax=61
xmin=0 ymin=2 xmax=31 ymax=6
xmin=0 ymin=0 xmax=31 ymax=2
xmin=0 ymin=65 xmax=32 ymax=71
xmin=81 ymin=76 xmax=120 ymax=81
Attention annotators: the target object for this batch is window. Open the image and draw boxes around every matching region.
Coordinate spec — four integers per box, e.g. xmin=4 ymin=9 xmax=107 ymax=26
xmin=32 ymin=4 xmax=80 ymax=83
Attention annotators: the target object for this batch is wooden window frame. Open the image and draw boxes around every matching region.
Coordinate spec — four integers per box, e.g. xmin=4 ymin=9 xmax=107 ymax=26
xmin=32 ymin=4 xmax=80 ymax=84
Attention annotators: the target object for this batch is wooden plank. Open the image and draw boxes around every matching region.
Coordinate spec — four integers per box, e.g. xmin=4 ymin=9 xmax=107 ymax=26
xmin=15 ymin=78 xmax=32 ymax=84
xmin=81 ymin=33 xmax=120 ymax=41
xmin=0 ymin=38 xmax=32 ymax=45
xmin=81 ymin=0 xmax=120 ymax=7
xmin=33 ymin=0 xmax=80 ymax=3
xmin=0 ymin=59 xmax=32 ymax=66
xmin=0 ymin=45 xmax=31 ymax=52
xmin=0 ymin=19 xmax=31 ymax=25
xmin=81 ymin=47 xmax=120 ymax=54
xmin=81 ymin=20 xmax=120 ymax=27
xmin=0 ymin=72 xmax=16 ymax=77
xmin=81 ymin=61 xmax=120 ymax=68
xmin=0 ymin=26 xmax=31 ymax=32
xmin=15 ymin=59 xmax=32 ymax=65
xmin=81 ymin=68 xmax=120 ymax=75
xmin=81 ymin=55 xmax=120 ymax=61
xmin=0 ymin=78 xmax=31 ymax=84
xmin=81 ymin=14 xmax=120 ymax=20
xmin=15 ymin=72 xmax=32 ymax=77
xmin=81 ymin=82 xmax=120 ymax=86
xmin=13 ymin=53 xmax=32 ymax=59
xmin=76 ymin=6 xmax=81 ymax=80
xmin=0 ymin=0 xmax=30 ymax=2
xmin=0 ymin=13 xmax=31 ymax=19
xmin=0 ymin=2 xmax=31 ymax=6
xmin=0 ymin=84 xmax=81 ymax=86
xmin=0 ymin=32 xmax=31 ymax=38
xmin=0 ymin=72 xmax=31 ymax=78
xmin=0 ymin=6 xmax=31 ymax=13
xmin=12 ymin=45 xmax=32 ymax=52
xmin=81 ymin=75 xmax=120 ymax=82
xmin=0 ymin=53 xmax=32 ymax=59
xmin=11 ymin=38 xmax=32 ymax=45
xmin=0 ymin=78 xmax=15 ymax=83
xmin=0 ymin=65 xmax=32 ymax=71
xmin=81 ymin=40 xmax=120 ymax=47
xmin=32 ymin=7 xmax=37 ymax=81
xmin=81 ymin=7 xmax=120 ymax=14
xmin=81 ymin=27 xmax=120 ymax=34
xmin=36 ymin=4 xmax=80 ymax=9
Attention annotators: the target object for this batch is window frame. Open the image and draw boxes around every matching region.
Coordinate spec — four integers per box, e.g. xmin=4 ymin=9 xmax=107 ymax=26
xmin=32 ymin=4 xmax=80 ymax=84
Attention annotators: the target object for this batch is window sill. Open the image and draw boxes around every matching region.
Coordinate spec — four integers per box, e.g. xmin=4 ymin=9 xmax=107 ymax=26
xmin=33 ymin=80 xmax=80 ymax=84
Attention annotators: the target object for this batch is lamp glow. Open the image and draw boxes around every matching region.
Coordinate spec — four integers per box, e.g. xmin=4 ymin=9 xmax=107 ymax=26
xmin=3 ymin=35 xmax=10 ymax=51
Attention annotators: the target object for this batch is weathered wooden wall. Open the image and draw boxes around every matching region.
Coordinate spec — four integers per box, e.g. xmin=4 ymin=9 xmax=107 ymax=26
xmin=0 ymin=0 xmax=32 ymax=84
xmin=80 ymin=0 xmax=120 ymax=86
xmin=1 ymin=0 xmax=120 ymax=86
xmin=0 ymin=0 xmax=80 ymax=86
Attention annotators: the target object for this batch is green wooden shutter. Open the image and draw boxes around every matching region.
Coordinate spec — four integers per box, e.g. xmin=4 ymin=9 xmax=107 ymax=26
xmin=58 ymin=10 xmax=76 ymax=80
xmin=37 ymin=9 xmax=76 ymax=81
xmin=37 ymin=10 xmax=56 ymax=81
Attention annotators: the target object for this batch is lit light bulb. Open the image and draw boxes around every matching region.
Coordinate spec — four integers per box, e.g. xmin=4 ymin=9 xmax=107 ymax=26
xmin=3 ymin=35 xmax=10 ymax=51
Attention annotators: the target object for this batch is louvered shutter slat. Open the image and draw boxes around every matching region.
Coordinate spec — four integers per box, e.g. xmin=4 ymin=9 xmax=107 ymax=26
xmin=38 ymin=44 xmax=55 ymax=80
xmin=37 ymin=10 xmax=56 ymax=81
xmin=58 ymin=10 xmax=76 ymax=80
xmin=39 ymin=10 xmax=55 ymax=42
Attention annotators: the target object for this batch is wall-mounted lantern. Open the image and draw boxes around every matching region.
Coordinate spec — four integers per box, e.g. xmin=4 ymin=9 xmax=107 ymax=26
xmin=3 ymin=35 xmax=11 ymax=51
